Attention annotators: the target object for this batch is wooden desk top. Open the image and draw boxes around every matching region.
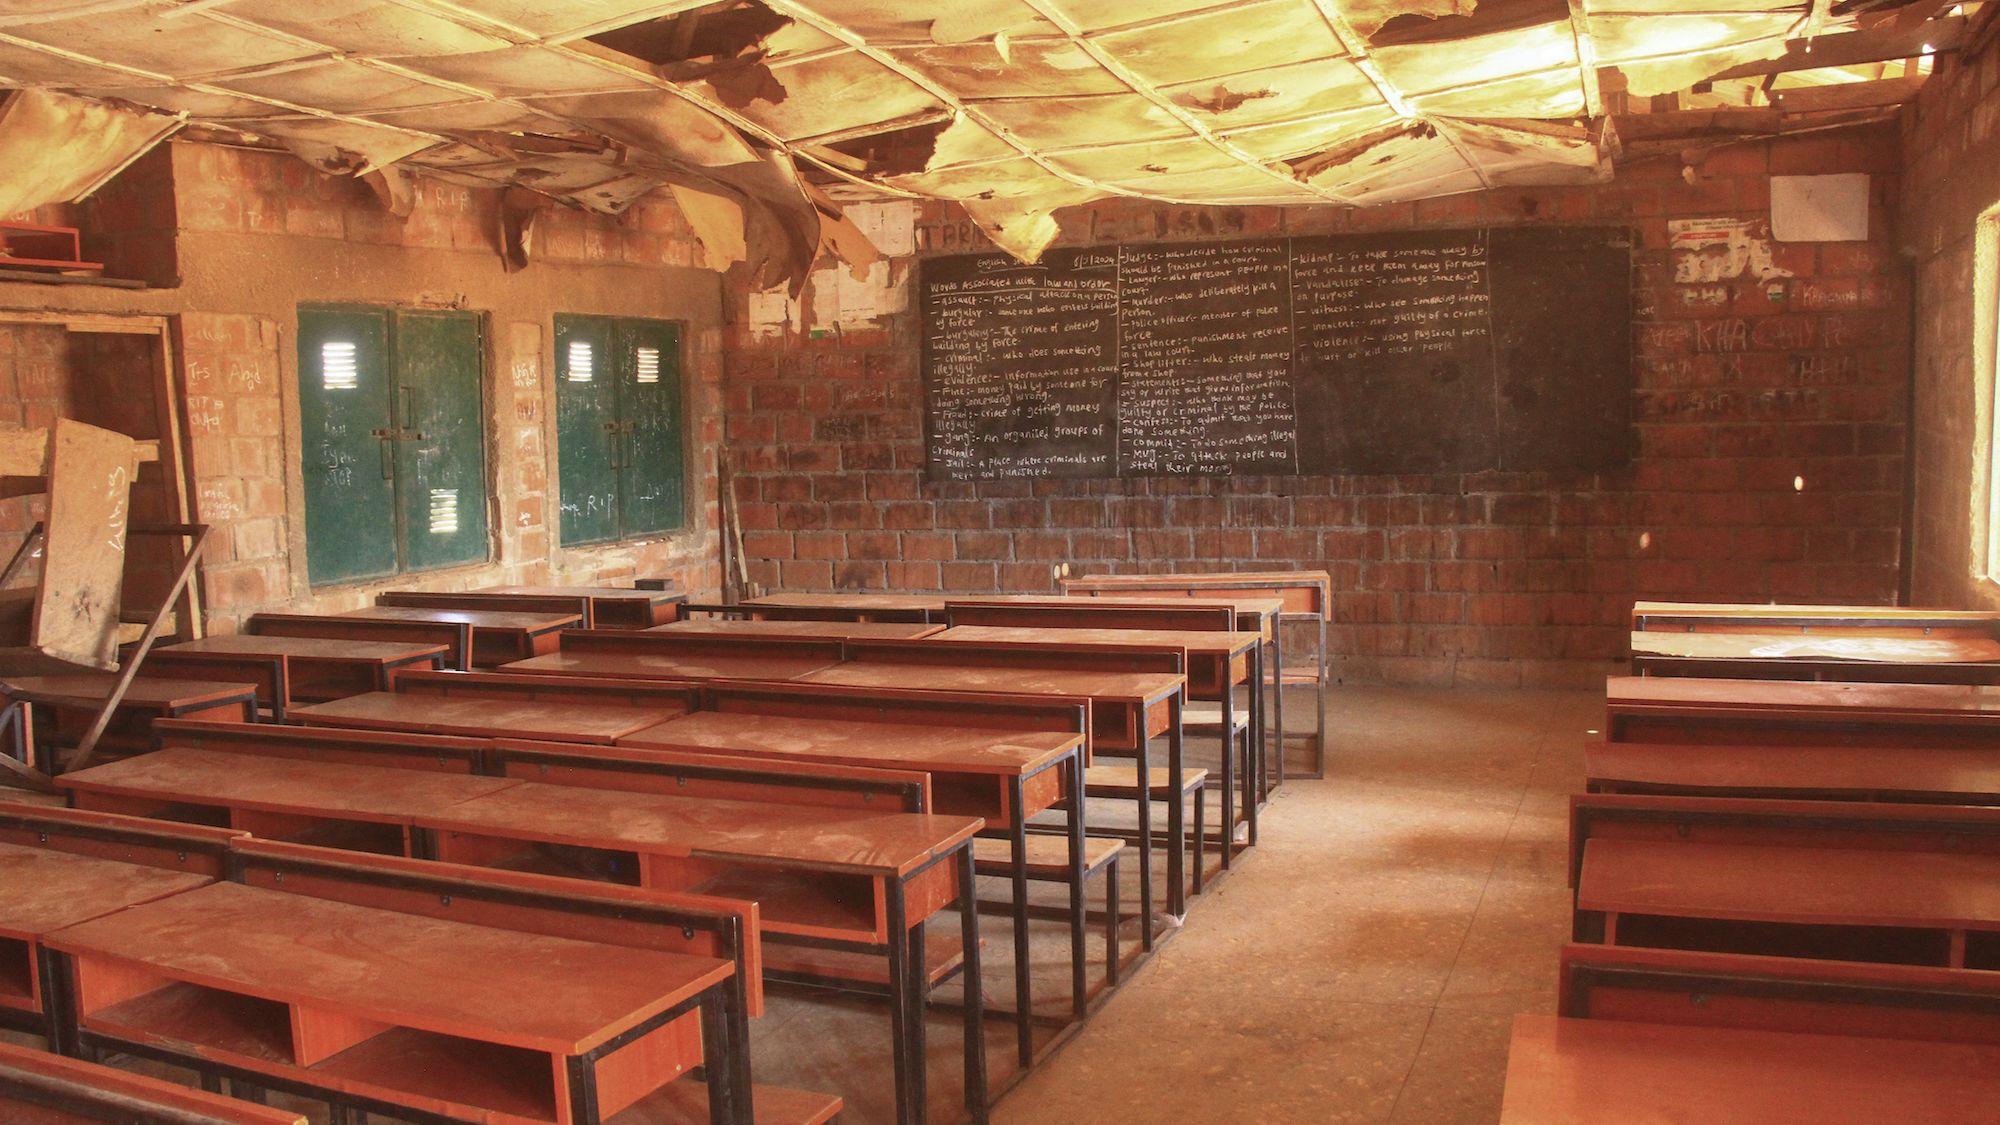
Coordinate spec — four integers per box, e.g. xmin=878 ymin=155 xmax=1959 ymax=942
xmin=59 ymin=748 xmax=520 ymax=823
xmin=48 ymin=881 xmax=731 ymax=1054
xmin=1630 ymin=631 xmax=2000 ymax=664
xmin=292 ymin=692 xmax=681 ymax=743
xmin=620 ymin=712 xmax=1082 ymax=778
xmin=0 ymin=839 xmax=210 ymax=938
xmin=1607 ymin=675 xmax=2000 ymax=716
xmin=746 ymin=592 xmax=944 ymax=612
xmin=0 ymin=1040 xmax=307 ymax=1124
xmin=934 ymin=625 xmax=1260 ymax=659
xmin=1500 ymin=1013 xmax=2000 ymax=1123
xmin=1073 ymin=570 xmax=1330 ymax=586
xmin=485 ymin=585 xmax=686 ymax=604
xmin=800 ymin=662 xmax=1182 ymax=707
xmin=1578 ymin=838 xmax=2000 ymax=930
xmin=341 ymin=605 xmax=581 ymax=633
xmin=158 ymin=634 xmax=450 ymax=665
xmin=501 ymin=649 xmax=842 ymax=682
xmin=1585 ymin=740 xmax=2000 ymax=799
xmin=1633 ymin=600 xmax=2000 ymax=622
xmin=648 ymin=620 xmax=942 ymax=640
xmin=0 ymin=674 xmax=256 ymax=709
xmin=433 ymin=781 xmax=983 ymax=879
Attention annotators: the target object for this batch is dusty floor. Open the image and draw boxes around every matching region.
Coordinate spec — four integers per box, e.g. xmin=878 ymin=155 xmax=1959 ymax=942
xmin=4 ymin=685 xmax=1594 ymax=1125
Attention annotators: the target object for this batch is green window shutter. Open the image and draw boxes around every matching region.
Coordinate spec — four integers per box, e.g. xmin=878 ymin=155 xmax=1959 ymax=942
xmin=554 ymin=314 xmax=619 ymax=547
xmin=297 ymin=308 xmax=397 ymax=585
xmin=395 ymin=311 xmax=489 ymax=572
xmin=616 ymin=319 xmax=685 ymax=536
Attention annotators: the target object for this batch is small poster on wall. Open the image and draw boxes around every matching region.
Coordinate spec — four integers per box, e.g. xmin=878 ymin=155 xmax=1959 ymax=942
xmin=1771 ymin=174 xmax=1871 ymax=242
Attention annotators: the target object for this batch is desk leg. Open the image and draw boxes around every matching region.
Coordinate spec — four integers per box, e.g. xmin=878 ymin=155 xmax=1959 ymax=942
xmin=565 ymin=1055 xmax=601 ymax=1125
xmin=698 ymin=987 xmax=741 ymax=1125
xmin=1166 ymin=693 xmax=1185 ymax=921
xmin=908 ymin=913 xmax=929 ymax=1124
xmin=1218 ymin=684 xmax=1234 ymax=875
xmin=1006 ymin=777 xmax=1032 ymax=1068
xmin=37 ymin=945 xmax=75 ymax=1056
xmin=1244 ymin=649 xmax=1261 ymax=846
xmin=958 ymin=844 xmax=989 ymax=1124
xmin=886 ymin=887 xmax=920 ymax=1125
xmin=1135 ymin=719 xmax=1155 ymax=952
xmin=1269 ymin=626 xmax=1286 ymax=792
xmin=1066 ymin=751 xmax=1087 ymax=1021
xmin=1315 ymin=611 xmax=1328 ymax=778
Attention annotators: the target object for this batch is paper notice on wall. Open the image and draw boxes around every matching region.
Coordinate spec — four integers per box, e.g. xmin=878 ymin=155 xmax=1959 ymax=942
xmin=1668 ymin=217 xmax=1793 ymax=283
xmin=1770 ymin=174 xmax=1870 ymax=242
xmin=807 ymin=268 xmax=842 ymax=333
xmin=836 ymin=260 xmax=906 ymax=322
xmin=845 ymin=200 xmax=916 ymax=258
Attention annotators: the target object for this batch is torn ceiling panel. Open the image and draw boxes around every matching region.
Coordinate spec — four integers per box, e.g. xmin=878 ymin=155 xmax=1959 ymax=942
xmin=0 ymin=0 xmax=1973 ymax=280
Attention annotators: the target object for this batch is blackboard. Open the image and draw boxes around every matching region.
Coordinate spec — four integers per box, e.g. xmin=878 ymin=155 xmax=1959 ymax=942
xmin=920 ymin=226 xmax=1632 ymax=479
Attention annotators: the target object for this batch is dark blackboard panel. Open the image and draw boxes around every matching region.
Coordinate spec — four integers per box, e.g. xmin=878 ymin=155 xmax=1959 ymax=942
xmin=1488 ymin=226 xmax=1634 ymax=470
xmin=1293 ymin=229 xmax=1499 ymax=475
xmin=922 ymin=249 xmax=1118 ymax=479
xmin=918 ymin=226 xmax=1631 ymax=480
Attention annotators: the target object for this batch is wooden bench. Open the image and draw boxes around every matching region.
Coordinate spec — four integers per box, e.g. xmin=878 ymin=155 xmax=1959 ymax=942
xmin=1064 ymin=569 xmax=1332 ymax=779
xmin=1500 ymin=1010 xmax=2000 ymax=1123
xmin=49 ymin=868 xmax=745 ymax=1124
xmin=342 ymin=605 xmax=581 ymax=668
xmin=628 ymin=682 xmax=1098 ymax=1066
xmin=1604 ymin=674 xmax=2000 ymax=746
xmin=144 ymin=634 xmax=450 ymax=721
xmin=1570 ymin=795 xmax=2000 ymax=969
xmin=0 ymin=1038 xmax=306 ymax=1124
xmin=805 ymin=639 xmax=1194 ymax=932
xmin=481 ymin=585 xmax=689 ymax=629
xmin=1558 ymin=941 xmax=2000 ymax=1043
xmin=249 ymin=611 xmax=471 ymax=673
xmin=1583 ymin=738 xmax=2000 ymax=804
xmin=503 ymin=629 xmax=846 ymax=683
xmin=0 ymin=802 xmax=238 ymax=1053
xmin=377 ymin=590 xmax=596 ymax=629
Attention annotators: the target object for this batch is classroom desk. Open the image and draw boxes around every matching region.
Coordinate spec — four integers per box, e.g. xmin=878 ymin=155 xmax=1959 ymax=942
xmin=1577 ymin=837 xmax=2000 ymax=966
xmin=340 ymin=605 xmax=581 ymax=667
xmin=57 ymin=748 xmax=523 ymax=853
xmin=1631 ymin=600 xmax=2000 ymax=636
xmin=1629 ymin=629 xmax=2000 ymax=684
xmin=417 ymin=782 xmax=986 ymax=1125
xmin=0 ymin=1039 xmax=307 ymax=1124
xmin=1584 ymin=740 xmax=2000 ymax=803
xmin=481 ymin=585 xmax=689 ymax=628
xmin=1499 ymin=1013 xmax=2000 ymax=1124
xmin=798 ymin=661 xmax=1189 ymax=931
xmin=504 ymin=648 xmax=844 ymax=682
xmin=47 ymin=880 xmax=740 ymax=1125
xmin=147 ymin=634 xmax=451 ymax=720
xmin=650 ymin=619 xmax=944 ymax=641
xmin=743 ymin=593 xmax=942 ymax=621
xmin=4 ymin=674 xmax=257 ymax=768
xmin=1063 ymin=570 xmax=1333 ymax=779
xmin=1604 ymin=675 xmax=2000 ymax=745
xmin=621 ymin=709 xmax=1087 ymax=1065
xmin=0 ymin=840 xmax=211 ymax=1048
xmin=934 ymin=624 xmax=1262 ymax=854
xmin=292 ymin=691 xmax=683 ymax=744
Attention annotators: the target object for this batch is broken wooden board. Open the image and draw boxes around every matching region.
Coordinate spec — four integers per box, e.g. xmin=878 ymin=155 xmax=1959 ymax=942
xmin=29 ymin=420 xmax=138 ymax=672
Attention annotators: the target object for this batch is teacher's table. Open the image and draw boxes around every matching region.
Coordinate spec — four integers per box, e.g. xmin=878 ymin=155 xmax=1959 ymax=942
xmin=621 ymin=709 xmax=1086 ymax=1063
xmin=797 ymin=660 xmax=1188 ymax=932
xmin=146 ymin=634 xmax=450 ymax=720
xmin=339 ymin=605 xmax=580 ymax=667
xmin=417 ymin=782 xmax=986 ymax=1125
xmin=292 ymin=692 xmax=683 ymax=744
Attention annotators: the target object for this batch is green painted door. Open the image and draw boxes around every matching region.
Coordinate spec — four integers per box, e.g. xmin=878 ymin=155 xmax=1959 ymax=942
xmin=616 ymin=319 xmax=685 ymax=536
xmin=394 ymin=311 xmax=488 ymax=572
xmin=554 ymin=315 xmax=620 ymax=546
xmin=298 ymin=308 xmax=397 ymax=584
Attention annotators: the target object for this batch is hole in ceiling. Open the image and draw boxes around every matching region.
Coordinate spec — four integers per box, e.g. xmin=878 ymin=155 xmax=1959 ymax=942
xmin=1368 ymin=0 xmax=1565 ymax=47
xmin=813 ymin=118 xmax=953 ymax=178
xmin=587 ymin=0 xmax=791 ymax=110
xmin=1171 ymin=85 xmax=1276 ymax=114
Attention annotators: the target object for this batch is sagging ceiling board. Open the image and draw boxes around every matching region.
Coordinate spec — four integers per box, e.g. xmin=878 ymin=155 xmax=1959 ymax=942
xmin=0 ymin=0 xmax=1974 ymax=278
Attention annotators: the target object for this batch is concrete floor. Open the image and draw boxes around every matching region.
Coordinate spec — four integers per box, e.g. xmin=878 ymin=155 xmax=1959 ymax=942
xmin=4 ymin=685 xmax=1595 ymax=1125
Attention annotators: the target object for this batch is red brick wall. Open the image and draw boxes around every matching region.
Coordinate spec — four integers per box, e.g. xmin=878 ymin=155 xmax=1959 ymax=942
xmin=1903 ymin=36 xmax=2000 ymax=609
xmin=723 ymin=125 xmax=1910 ymax=686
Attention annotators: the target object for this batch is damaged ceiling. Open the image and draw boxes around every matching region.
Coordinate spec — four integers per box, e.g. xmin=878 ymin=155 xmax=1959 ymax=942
xmin=0 ymin=0 xmax=1979 ymax=282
